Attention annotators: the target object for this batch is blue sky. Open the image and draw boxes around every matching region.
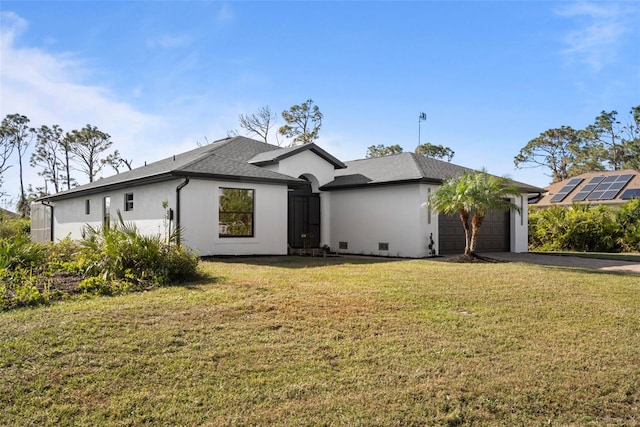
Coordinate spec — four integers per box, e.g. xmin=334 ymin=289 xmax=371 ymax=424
xmin=1 ymin=1 xmax=639 ymax=205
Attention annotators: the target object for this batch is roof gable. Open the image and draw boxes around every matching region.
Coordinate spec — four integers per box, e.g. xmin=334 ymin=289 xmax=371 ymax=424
xmin=248 ymin=143 xmax=346 ymax=169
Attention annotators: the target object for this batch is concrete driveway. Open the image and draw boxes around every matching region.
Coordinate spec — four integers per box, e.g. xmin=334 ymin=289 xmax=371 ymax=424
xmin=482 ymin=252 xmax=640 ymax=275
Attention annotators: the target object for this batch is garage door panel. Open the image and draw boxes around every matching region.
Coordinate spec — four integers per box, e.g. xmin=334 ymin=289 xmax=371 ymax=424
xmin=438 ymin=210 xmax=509 ymax=255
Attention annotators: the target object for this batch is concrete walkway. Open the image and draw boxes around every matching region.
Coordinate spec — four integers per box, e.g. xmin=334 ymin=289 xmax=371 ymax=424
xmin=481 ymin=252 xmax=640 ymax=275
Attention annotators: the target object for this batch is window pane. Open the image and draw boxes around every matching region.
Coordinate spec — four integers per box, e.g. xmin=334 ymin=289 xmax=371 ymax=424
xmin=219 ymin=188 xmax=254 ymax=237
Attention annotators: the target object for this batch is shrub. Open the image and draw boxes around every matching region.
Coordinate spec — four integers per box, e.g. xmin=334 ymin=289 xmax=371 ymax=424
xmin=529 ymin=202 xmax=635 ymax=252
xmin=616 ymin=199 xmax=640 ymax=252
xmin=0 ymin=216 xmax=30 ymax=239
xmin=78 ymin=277 xmax=115 ymax=296
xmin=0 ymin=268 xmax=49 ymax=310
xmin=0 ymin=234 xmax=49 ymax=271
xmin=78 ymin=212 xmax=199 ymax=287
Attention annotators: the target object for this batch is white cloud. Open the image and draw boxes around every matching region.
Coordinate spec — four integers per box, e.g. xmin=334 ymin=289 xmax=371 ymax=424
xmin=0 ymin=11 xmax=171 ymax=206
xmin=555 ymin=2 xmax=635 ymax=71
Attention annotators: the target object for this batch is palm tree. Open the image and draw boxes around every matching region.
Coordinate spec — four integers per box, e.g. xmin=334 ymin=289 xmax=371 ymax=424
xmin=429 ymin=171 xmax=521 ymax=256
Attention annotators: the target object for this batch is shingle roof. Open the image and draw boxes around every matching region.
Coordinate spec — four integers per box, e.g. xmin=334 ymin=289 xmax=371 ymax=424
xmin=321 ymin=153 xmax=542 ymax=192
xmin=40 ymin=136 xmax=543 ymax=202
xmin=41 ymin=136 xmax=304 ymax=201
xmin=248 ymin=143 xmax=346 ymax=169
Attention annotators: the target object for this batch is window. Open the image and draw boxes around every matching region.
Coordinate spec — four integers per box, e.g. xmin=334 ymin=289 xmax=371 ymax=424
xmin=85 ymin=199 xmax=90 ymax=215
xmin=103 ymin=196 xmax=111 ymax=227
xmin=219 ymin=188 xmax=254 ymax=237
xmin=124 ymin=193 xmax=134 ymax=211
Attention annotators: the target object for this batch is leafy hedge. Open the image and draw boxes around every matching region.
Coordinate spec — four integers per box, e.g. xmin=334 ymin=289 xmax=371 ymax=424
xmin=0 ymin=214 xmax=200 ymax=311
xmin=529 ymin=199 xmax=640 ymax=252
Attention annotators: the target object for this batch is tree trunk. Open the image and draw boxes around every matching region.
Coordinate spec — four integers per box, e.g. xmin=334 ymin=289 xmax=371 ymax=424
xmin=458 ymin=209 xmax=471 ymax=255
xmin=469 ymin=214 xmax=485 ymax=254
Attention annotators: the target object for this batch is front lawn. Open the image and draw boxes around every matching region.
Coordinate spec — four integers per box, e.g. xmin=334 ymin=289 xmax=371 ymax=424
xmin=1 ymin=256 xmax=638 ymax=425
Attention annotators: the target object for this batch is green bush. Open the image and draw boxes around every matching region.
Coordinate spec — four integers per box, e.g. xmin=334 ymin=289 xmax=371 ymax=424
xmin=79 ymin=212 xmax=199 ymax=287
xmin=615 ymin=199 xmax=640 ymax=252
xmin=0 ymin=234 xmax=49 ymax=271
xmin=529 ymin=201 xmax=638 ymax=252
xmin=0 ymin=212 xmax=199 ymax=312
xmin=0 ymin=216 xmax=30 ymax=239
xmin=78 ymin=277 xmax=134 ymax=296
xmin=0 ymin=268 xmax=49 ymax=310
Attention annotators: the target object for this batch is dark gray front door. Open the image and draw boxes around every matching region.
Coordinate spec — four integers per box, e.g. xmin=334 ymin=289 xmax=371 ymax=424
xmin=288 ymin=184 xmax=320 ymax=248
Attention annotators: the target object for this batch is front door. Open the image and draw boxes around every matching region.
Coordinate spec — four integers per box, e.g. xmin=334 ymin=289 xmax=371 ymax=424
xmin=288 ymin=183 xmax=320 ymax=248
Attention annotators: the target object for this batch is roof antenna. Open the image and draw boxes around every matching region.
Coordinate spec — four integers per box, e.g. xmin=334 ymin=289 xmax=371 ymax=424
xmin=418 ymin=112 xmax=427 ymax=146
xmin=173 ymin=155 xmax=175 ymax=161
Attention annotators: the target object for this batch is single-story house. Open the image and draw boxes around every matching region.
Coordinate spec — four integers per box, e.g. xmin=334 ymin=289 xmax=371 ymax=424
xmin=535 ymin=170 xmax=640 ymax=208
xmin=31 ymin=136 xmax=541 ymax=257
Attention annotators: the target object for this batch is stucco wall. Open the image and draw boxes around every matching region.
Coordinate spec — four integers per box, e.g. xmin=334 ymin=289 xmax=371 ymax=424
xmin=50 ymin=178 xmax=288 ymax=256
xmin=51 ymin=180 xmax=180 ymax=241
xmin=179 ymin=179 xmax=288 ymax=256
xmin=328 ymin=184 xmax=530 ymax=258
xmin=511 ymin=194 xmax=529 ymax=252
xmin=266 ymin=150 xmax=337 ymax=189
xmin=328 ymin=184 xmax=438 ymax=258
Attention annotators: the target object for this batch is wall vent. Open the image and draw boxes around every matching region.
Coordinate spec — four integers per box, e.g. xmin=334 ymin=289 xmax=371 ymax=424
xmin=338 ymin=241 xmax=348 ymax=250
xmin=378 ymin=242 xmax=389 ymax=251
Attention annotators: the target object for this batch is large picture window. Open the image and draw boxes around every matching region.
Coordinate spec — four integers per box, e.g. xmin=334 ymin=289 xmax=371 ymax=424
xmin=219 ymin=188 xmax=254 ymax=237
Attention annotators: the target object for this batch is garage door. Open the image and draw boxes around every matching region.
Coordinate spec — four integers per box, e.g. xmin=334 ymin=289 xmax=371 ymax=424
xmin=438 ymin=210 xmax=510 ymax=255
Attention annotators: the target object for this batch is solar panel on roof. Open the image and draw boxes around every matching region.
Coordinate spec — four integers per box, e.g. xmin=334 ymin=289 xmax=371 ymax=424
xmin=570 ymin=176 xmax=606 ymax=201
xmin=549 ymin=177 xmax=584 ymax=203
xmin=582 ymin=173 xmax=635 ymax=201
xmin=621 ymin=189 xmax=640 ymax=200
xmin=601 ymin=189 xmax=621 ymax=199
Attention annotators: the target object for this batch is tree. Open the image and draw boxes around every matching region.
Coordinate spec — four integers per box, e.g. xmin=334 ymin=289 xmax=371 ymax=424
xmin=415 ymin=143 xmax=455 ymax=162
xmin=366 ymin=144 xmax=403 ymax=158
xmin=239 ymin=106 xmax=277 ymax=144
xmin=66 ymin=124 xmax=114 ymax=183
xmin=0 ymin=121 xmax=16 ymax=189
xmin=428 ymin=171 xmax=521 ymax=256
xmin=1 ymin=114 xmax=33 ymax=216
xmin=621 ymin=105 xmax=640 ymax=170
xmin=514 ymin=126 xmax=582 ymax=183
xmin=30 ymin=124 xmax=65 ymax=193
xmin=278 ymin=99 xmax=322 ymax=145
xmin=104 ymin=150 xmax=133 ymax=174
xmin=59 ymin=134 xmax=76 ymax=190
xmin=581 ymin=110 xmax=627 ymax=170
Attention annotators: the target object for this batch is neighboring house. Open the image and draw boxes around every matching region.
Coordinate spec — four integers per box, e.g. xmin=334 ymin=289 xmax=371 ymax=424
xmin=535 ymin=170 xmax=640 ymax=208
xmin=32 ymin=136 xmax=541 ymax=257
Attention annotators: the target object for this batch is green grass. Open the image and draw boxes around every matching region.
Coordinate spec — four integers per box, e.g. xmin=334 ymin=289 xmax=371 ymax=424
xmin=1 ymin=256 xmax=639 ymax=426
xmin=532 ymin=250 xmax=640 ymax=263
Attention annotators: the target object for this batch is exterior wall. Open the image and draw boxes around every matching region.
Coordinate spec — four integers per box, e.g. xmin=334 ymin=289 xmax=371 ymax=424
xmin=328 ymin=184 xmax=438 ymax=258
xmin=511 ymin=194 xmax=529 ymax=252
xmin=265 ymin=150 xmax=337 ymax=189
xmin=49 ymin=178 xmax=288 ymax=256
xmin=328 ymin=184 xmax=530 ymax=258
xmin=180 ymin=179 xmax=288 ymax=256
xmin=51 ymin=180 xmax=181 ymax=242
